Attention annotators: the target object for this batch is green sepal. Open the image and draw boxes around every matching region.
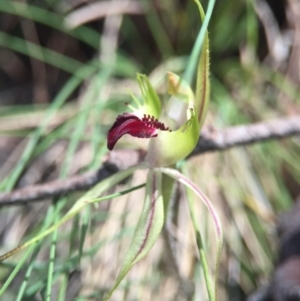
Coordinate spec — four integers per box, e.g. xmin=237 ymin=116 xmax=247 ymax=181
xmin=161 ymin=167 xmax=223 ymax=301
xmin=103 ymin=170 xmax=164 ymax=301
xmin=194 ymin=0 xmax=210 ymax=128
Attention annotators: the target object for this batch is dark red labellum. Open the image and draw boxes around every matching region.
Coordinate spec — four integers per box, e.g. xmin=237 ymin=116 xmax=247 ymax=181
xmin=107 ymin=113 xmax=170 ymax=150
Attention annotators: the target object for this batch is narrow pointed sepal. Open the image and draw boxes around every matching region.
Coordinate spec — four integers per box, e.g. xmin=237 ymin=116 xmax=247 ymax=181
xmin=195 ymin=0 xmax=210 ymax=128
xmin=103 ymin=170 xmax=164 ymax=301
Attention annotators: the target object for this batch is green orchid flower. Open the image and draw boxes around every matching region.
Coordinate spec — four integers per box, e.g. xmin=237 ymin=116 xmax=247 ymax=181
xmin=107 ymin=69 xmax=208 ymax=167
xmin=107 ymin=2 xmax=209 ymax=169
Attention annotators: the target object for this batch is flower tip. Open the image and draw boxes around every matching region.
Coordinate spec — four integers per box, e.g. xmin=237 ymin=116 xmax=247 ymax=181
xmin=107 ymin=141 xmax=114 ymax=151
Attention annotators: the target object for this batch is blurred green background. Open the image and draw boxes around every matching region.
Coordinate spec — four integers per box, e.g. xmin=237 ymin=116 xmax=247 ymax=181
xmin=0 ymin=0 xmax=299 ymax=300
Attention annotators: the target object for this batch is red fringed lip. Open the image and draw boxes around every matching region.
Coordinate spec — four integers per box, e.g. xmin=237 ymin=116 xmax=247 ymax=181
xmin=107 ymin=113 xmax=170 ymax=150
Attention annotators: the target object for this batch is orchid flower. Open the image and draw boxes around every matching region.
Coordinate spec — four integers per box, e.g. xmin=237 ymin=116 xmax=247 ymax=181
xmin=107 ymin=72 xmax=202 ymax=167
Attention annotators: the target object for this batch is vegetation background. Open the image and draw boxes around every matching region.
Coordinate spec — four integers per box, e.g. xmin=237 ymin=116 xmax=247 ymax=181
xmin=0 ymin=0 xmax=299 ymax=300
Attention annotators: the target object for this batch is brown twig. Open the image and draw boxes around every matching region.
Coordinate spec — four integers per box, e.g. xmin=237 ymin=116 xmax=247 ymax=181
xmin=0 ymin=115 xmax=299 ymax=206
xmin=0 ymin=164 xmax=117 ymax=206
xmin=191 ymin=115 xmax=300 ymax=155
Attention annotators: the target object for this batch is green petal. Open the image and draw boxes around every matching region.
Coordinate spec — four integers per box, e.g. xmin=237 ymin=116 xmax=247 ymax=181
xmin=166 ymin=72 xmax=195 ymax=125
xmin=167 ymin=72 xmax=195 ymax=105
xmin=136 ymin=73 xmax=161 ymax=118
